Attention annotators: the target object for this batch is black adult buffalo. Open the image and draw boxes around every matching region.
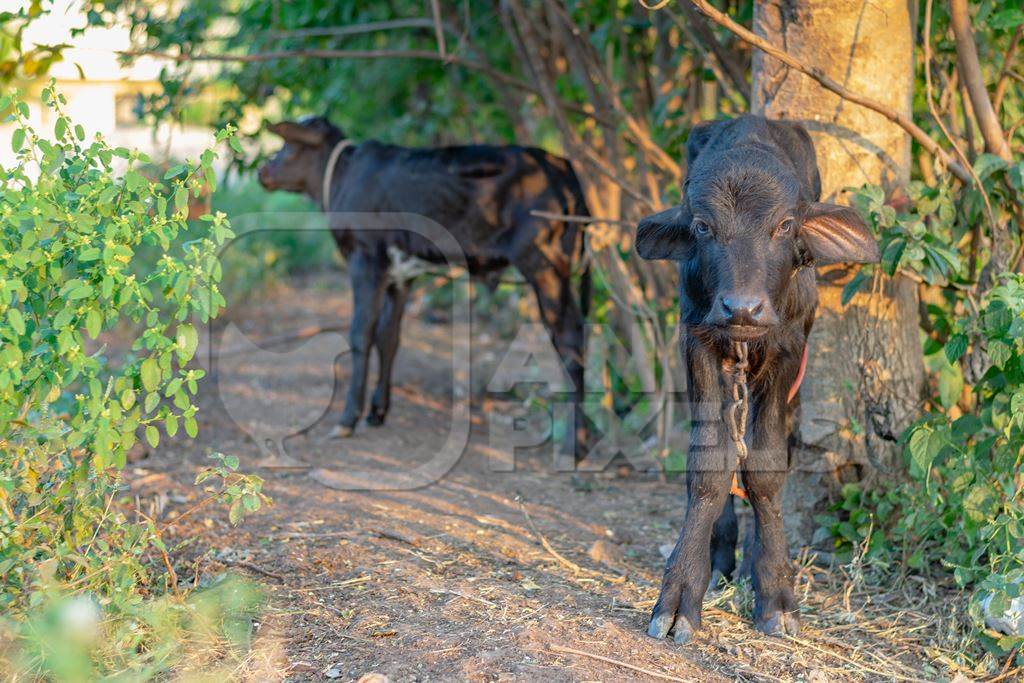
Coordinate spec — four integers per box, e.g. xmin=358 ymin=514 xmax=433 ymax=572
xmin=636 ymin=115 xmax=880 ymax=643
xmin=259 ymin=117 xmax=589 ymax=455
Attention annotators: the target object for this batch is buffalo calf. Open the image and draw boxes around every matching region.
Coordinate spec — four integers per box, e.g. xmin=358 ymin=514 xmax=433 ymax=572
xmin=636 ymin=115 xmax=880 ymax=642
xmin=259 ymin=117 xmax=590 ymax=456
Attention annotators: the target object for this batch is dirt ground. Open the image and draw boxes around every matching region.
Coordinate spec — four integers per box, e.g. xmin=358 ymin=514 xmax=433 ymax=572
xmin=129 ymin=274 xmax=971 ymax=682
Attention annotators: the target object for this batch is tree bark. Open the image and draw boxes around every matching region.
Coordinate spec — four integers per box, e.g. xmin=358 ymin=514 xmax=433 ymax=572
xmin=751 ymin=0 xmax=926 ymax=547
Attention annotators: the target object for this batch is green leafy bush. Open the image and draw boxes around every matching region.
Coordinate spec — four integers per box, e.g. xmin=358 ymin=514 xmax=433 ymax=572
xmin=0 ymin=84 xmax=267 ymax=677
xmin=821 ymin=169 xmax=1024 ymax=659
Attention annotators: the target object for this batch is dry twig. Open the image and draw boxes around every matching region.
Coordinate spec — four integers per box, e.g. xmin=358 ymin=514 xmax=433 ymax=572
xmin=119 ymin=47 xmax=607 ymax=126
xmin=259 ymin=18 xmax=451 ymax=41
xmin=923 ymin=0 xmax=996 ymax=242
xmin=516 ymin=499 xmax=625 ymax=583
xmin=223 ymin=559 xmax=286 ymax=582
xmin=993 ymin=25 xmax=1023 ymax=113
xmin=528 ymin=210 xmax=633 ymax=226
xmin=547 ymin=644 xmax=687 ymax=682
xmin=949 ymin=0 xmax=1013 ymax=161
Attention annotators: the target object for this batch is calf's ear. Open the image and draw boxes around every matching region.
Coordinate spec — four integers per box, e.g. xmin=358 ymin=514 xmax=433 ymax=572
xmin=686 ymin=119 xmax=725 ymax=166
xmin=636 ymin=206 xmax=691 ymax=260
xmin=267 ymin=121 xmax=326 ymax=147
xmin=800 ymin=202 xmax=880 ymax=265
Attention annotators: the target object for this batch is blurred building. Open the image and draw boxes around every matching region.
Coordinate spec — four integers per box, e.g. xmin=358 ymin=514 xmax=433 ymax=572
xmin=0 ymin=0 xmax=217 ymax=168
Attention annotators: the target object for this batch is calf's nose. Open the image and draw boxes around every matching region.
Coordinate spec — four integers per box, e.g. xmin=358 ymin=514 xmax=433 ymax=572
xmin=719 ymin=294 xmax=771 ymax=325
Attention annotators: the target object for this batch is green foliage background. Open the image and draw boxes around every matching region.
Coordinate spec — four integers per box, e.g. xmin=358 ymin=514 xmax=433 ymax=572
xmin=0 ymin=84 xmax=267 ymax=677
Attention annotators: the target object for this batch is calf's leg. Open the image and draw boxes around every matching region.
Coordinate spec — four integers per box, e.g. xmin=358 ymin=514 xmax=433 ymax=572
xmin=709 ymin=495 xmax=738 ymax=585
xmin=368 ymin=281 xmax=409 ymax=426
xmin=648 ymin=443 xmax=733 ymax=644
xmin=741 ymin=454 xmax=799 ymax=635
xmin=742 ymin=394 xmax=798 ymax=635
xmin=522 ymin=266 xmax=587 ymax=459
xmin=336 ymin=250 xmax=388 ymax=436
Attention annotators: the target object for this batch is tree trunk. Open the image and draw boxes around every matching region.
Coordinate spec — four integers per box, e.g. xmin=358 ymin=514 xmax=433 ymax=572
xmin=751 ymin=0 xmax=926 ymax=548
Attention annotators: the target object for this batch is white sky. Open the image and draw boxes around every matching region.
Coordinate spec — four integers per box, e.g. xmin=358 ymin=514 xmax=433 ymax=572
xmin=5 ymin=0 xmax=164 ymax=81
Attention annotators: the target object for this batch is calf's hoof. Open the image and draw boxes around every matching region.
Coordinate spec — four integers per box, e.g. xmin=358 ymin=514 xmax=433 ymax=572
xmin=326 ymin=424 xmax=354 ymax=440
xmin=366 ymin=412 xmax=386 ymax=427
xmin=673 ymin=617 xmax=696 ymax=644
xmin=646 ymin=613 xmax=696 ymax=645
xmin=756 ymin=610 xmax=800 ymax=637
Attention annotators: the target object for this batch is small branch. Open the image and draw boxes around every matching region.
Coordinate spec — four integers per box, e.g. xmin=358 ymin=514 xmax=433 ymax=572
xmin=429 ymin=588 xmax=498 ymax=608
xmin=371 ymin=527 xmax=422 ymax=547
xmin=223 ymin=558 xmax=286 ymax=582
xmin=682 ymin=0 xmax=973 ymax=184
xmin=428 ymin=0 xmax=447 ymax=59
xmin=538 ymin=0 xmax=683 ymax=180
xmin=949 ymin=0 xmax=1013 ymax=161
xmin=577 ymin=145 xmax=657 ymax=210
xmin=993 ymin=25 xmax=1023 ymax=113
xmin=160 ymin=547 xmax=180 ymax=595
xmin=923 ymin=0 xmax=995 ymax=238
xmin=122 ymin=45 xmax=609 ymax=127
xmin=547 ymin=645 xmax=687 ymax=682
xmin=673 ymin=3 xmax=748 ymax=102
xmin=528 ymin=210 xmax=634 ymax=226
xmin=516 ymin=498 xmax=625 ymax=583
xmin=122 ymin=47 xmax=528 ymax=91
xmin=259 ymin=18 xmax=451 ymax=41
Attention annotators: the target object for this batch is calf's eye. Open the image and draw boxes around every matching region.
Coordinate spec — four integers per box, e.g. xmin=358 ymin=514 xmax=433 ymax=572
xmin=692 ymin=219 xmax=711 ymax=236
xmin=776 ymin=219 xmax=795 ymax=236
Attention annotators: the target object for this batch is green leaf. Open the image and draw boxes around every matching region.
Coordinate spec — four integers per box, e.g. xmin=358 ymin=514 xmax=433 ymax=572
xmin=989 ymin=340 xmax=1012 ymax=368
xmin=973 ymin=154 xmax=1008 ymax=181
xmin=944 ymin=333 xmax=968 ymax=363
xmin=176 ymin=324 xmax=198 ymax=362
xmin=67 ymin=282 xmax=94 ymax=300
xmin=140 ymin=358 xmax=161 ymax=392
xmin=963 ymin=484 xmax=996 ymax=522
xmin=163 ymin=164 xmax=187 ymax=180
xmin=85 ymin=309 xmax=102 ymax=339
xmin=229 ymin=499 xmax=243 ymax=525
xmin=145 ymin=425 xmax=160 ymax=448
xmin=907 ymin=426 xmax=947 ymax=478
xmin=11 ymin=128 xmax=24 ymax=152
xmin=841 ymin=270 xmax=869 ymax=306
xmin=990 ymin=8 xmax=1024 ymax=29
xmin=937 ymin=361 xmax=963 ymax=411
xmin=7 ymin=308 xmax=25 ymax=336
xmin=174 ymin=186 xmax=188 ymax=213
xmin=880 ymin=239 xmax=906 ymax=276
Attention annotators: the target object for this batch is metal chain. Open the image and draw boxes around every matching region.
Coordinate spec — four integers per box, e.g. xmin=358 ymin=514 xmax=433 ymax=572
xmin=723 ymin=340 xmax=750 ymax=461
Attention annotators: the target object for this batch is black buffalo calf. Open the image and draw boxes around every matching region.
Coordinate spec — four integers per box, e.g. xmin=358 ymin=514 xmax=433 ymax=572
xmin=635 ymin=115 xmax=880 ymax=643
xmin=258 ymin=117 xmax=589 ymax=455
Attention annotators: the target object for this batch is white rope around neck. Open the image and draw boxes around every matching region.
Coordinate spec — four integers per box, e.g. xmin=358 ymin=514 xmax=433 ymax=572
xmin=321 ymin=138 xmax=352 ymax=211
